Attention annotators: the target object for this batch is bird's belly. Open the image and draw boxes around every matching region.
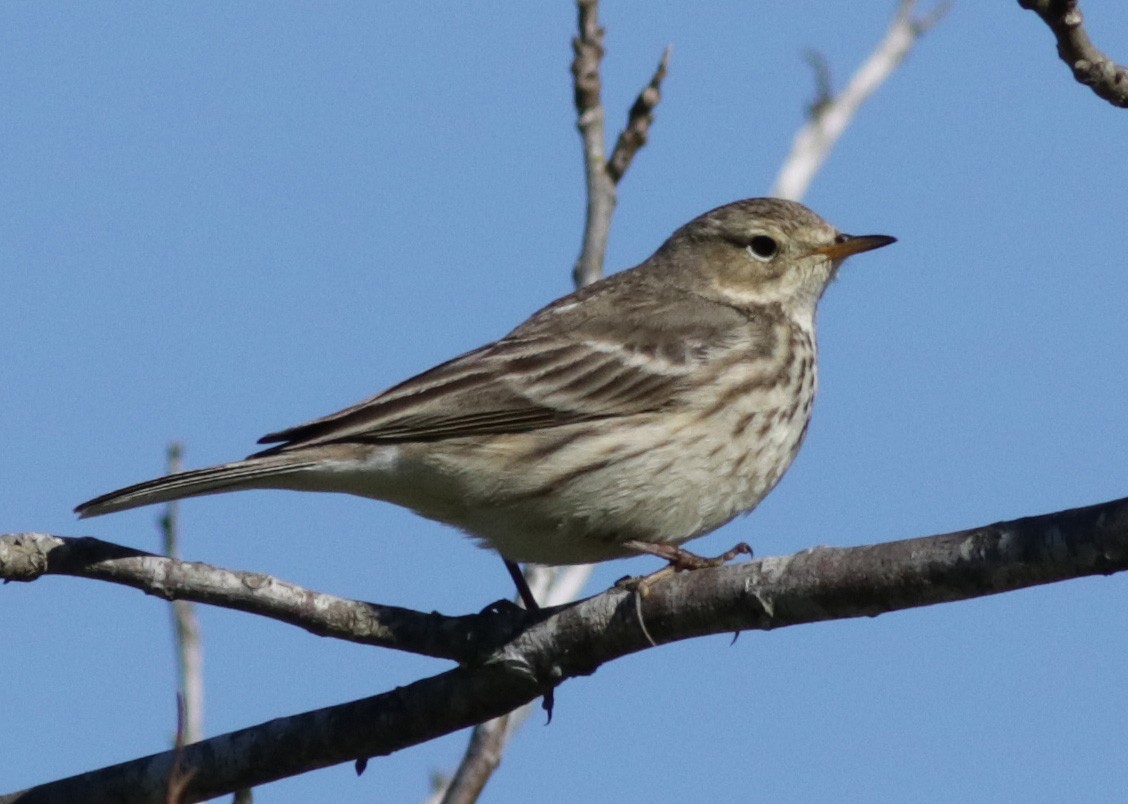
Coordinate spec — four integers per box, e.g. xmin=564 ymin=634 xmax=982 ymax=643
xmin=379 ymin=403 xmax=811 ymax=565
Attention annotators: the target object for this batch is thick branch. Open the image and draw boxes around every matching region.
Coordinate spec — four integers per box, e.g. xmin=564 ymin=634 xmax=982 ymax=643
xmin=1 ymin=660 xmax=542 ymax=804
xmin=1019 ymin=0 xmax=1128 ymax=108
xmin=0 ymin=533 xmax=529 ymax=664
xmin=5 ymin=494 xmax=1128 ymax=802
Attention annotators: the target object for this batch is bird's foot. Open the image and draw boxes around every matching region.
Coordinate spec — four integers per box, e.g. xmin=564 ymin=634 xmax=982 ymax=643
xmin=615 ymin=541 xmax=754 ymax=648
xmin=619 ymin=540 xmax=754 ymax=596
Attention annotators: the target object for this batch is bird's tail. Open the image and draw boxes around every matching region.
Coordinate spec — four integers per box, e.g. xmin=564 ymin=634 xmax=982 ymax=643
xmin=75 ymin=454 xmax=320 ymax=518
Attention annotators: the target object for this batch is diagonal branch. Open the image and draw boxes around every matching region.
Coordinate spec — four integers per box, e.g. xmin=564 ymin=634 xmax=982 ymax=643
xmin=770 ymin=0 xmax=948 ymax=201
xmin=1018 ymin=0 xmax=1128 ymax=108
xmin=6 ymin=492 xmax=1128 ymax=803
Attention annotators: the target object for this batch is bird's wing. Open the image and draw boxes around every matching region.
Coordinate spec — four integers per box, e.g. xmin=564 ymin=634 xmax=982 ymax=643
xmin=254 ymin=280 xmax=759 ymax=453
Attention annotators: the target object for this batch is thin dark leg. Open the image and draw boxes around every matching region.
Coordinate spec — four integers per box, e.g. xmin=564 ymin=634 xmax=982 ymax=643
xmin=503 ymin=560 xmax=554 ymax=719
xmin=504 ymin=559 xmax=540 ymax=611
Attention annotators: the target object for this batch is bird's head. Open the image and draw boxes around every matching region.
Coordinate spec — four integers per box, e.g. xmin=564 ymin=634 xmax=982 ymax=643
xmin=654 ymin=197 xmax=895 ymax=318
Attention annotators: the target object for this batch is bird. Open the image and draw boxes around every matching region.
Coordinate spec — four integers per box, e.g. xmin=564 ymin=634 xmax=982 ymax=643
xmin=76 ymin=197 xmax=894 ymax=605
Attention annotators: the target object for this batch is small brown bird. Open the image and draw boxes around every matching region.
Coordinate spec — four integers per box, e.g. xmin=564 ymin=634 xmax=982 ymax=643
xmin=77 ymin=198 xmax=893 ymax=594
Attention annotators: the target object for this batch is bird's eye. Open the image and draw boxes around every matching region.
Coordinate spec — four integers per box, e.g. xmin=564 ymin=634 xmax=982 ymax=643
xmin=746 ymin=235 xmax=778 ymax=261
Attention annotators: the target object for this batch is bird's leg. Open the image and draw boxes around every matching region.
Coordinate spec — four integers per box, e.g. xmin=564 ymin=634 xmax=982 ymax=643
xmin=625 ymin=539 xmax=754 ymax=570
xmin=501 ymin=559 xmax=556 ymax=720
xmin=503 ymin=559 xmax=541 ymax=611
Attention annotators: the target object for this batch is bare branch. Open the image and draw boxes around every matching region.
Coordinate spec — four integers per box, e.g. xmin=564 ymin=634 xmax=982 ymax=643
xmin=1 ymin=659 xmax=541 ymax=804
xmin=803 ymin=49 xmax=834 ymax=117
xmin=606 ymin=47 xmax=670 ymax=184
xmin=434 ymin=714 xmax=508 ymax=804
xmin=165 ymin=696 xmax=196 ymax=804
xmin=571 ymin=0 xmax=670 ymax=287
xmin=6 ymin=493 xmax=1128 ymax=803
xmin=0 ymin=533 xmax=529 ymax=664
xmin=771 ymin=0 xmax=948 ymax=201
xmin=570 ymin=0 xmax=612 ymax=288
xmin=159 ymin=443 xmax=204 ymax=746
xmin=1019 ymin=0 xmax=1128 ymax=108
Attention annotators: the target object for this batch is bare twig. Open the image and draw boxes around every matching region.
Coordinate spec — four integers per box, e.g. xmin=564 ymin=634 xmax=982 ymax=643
xmin=433 ymin=715 xmax=507 ymax=804
xmin=771 ymin=0 xmax=949 ymax=201
xmin=606 ymin=47 xmax=670 ymax=184
xmin=160 ymin=443 xmax=204 ymax=746
xmin=0 ymin=533 xmax=532 ymax=663
xmin=165 ymin=695 xmax=196 ymax=804
xmin=6 ymin=493 xmax=1128 ymax=803
xmin=570 ymin=0 xmax=671 ymax=287
xmin=803 ymin=49 xmax=834 ymax=117
xmin=570 ymin=0 xmax=612 ymax=288
xmin=1018 ymin=0 xmax=1128 ymax=108
xmin=573 ymin=0 xmax=609 ymax=288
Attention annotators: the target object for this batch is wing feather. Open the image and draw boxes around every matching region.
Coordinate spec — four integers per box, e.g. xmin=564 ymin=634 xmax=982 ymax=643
xmin=254 ymin=278 xmax=761 ymax=454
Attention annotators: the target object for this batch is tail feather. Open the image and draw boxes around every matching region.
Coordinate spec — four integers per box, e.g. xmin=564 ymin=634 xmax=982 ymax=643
xmin=75 ymin=455 xmax=319 ymax=518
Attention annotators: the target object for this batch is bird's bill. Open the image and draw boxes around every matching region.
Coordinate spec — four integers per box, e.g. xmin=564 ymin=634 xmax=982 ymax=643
xmin=812 ymin=233 xmax=897 ymax=261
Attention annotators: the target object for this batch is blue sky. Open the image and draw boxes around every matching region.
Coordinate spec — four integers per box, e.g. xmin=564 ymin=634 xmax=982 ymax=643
xmin=4 ymin=3 xmax=1128 ymax=802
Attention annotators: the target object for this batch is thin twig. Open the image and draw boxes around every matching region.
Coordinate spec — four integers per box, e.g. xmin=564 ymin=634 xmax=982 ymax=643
xmin=803 ymin=49 xmax=834 ymax=117
xmin=160 ymin=443 xmax=204 ymax=746
xmin=570 ymin=0 xmax=671 ymax=287
xmin=1018 ymin=0 xmax=1128 ymax=108
xmin=570 ymin=0 xmax=612 ymax=288
xmin=606 ymin=47 xmax=670 ymax=184
xmin=770 ymin=0 xmax=949 ymax=201
xmin=7 ymin=492 xmax=1128 ymax=803
xmin=434 ymin=714 xmax=508 ymax=804
xmin=165 ymin=695 xmax=196 ymax=804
